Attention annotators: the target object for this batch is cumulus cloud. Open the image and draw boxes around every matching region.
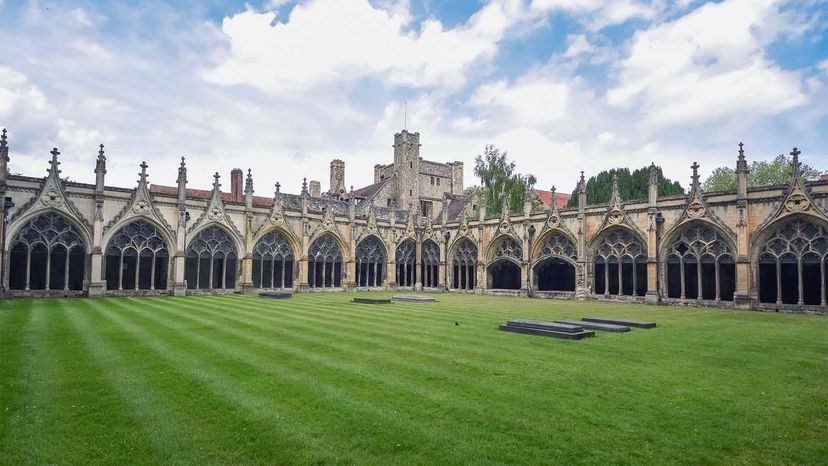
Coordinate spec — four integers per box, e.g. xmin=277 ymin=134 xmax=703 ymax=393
xmin=202 ymin=0 xmax=523 ymax=95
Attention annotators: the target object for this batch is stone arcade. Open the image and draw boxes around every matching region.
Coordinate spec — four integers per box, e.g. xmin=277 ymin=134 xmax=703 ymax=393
xmin=1 ymin=128 xmax=827 ymax=312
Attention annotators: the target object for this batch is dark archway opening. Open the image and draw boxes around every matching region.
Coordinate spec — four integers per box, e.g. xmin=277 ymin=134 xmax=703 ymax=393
xmin=593 ymin=260 xmax=606 ymax=295
xmin=535 ymin=257 xmax=575 ymax=291
xmin=488 ymin=260 xmax=520 ymax=290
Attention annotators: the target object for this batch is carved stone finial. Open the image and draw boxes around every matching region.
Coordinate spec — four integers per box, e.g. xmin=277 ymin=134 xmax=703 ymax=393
xmin=578 ymin=171 xmax=586 ymax=194
xmin=245 ymin=168 xmax=253 ymax=195
xmin=609 ymin=173 xmax=620 ymax=207
xmin=177 ymin=156 xmax=187 ymax=184
xmin=302 ymin=177 xmax=308 ymax=194
xmin=690 ymin=161 xmax=700 ymax=189
xmin=139 ymin=161 xmax=148 ymax=184
xmin=94 ymin=144 xmax=107 ymax=176
xmin=0 ymin=128 xmax=6 ymax=147
xmin=275 ymin=181 xmax=281 ymax=195
xmin=212 ymin=171 xmax=221 ymax=192
xmin=98 ymin=143 xmax=105 ymax=158
xmin=790 ymin=147 xmax=801 ymax=178
xmin=648 ymin=162 xmax=658 ymax=185
xmin=49 ymin=148 xmax=61 ymax=175
xmin=736 ymin=142 xmax=749 ymax=173
xmin=0 ymin=128 xmax=7 ymax=161
xmin=738 ymin=142 xmax=744 ymax=158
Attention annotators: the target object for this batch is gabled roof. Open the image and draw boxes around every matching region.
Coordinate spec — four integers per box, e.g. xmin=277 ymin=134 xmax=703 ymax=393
xmin=533 ymin=189 xmax=571 ymax=209
xmin=351 ymin=178 xmax=390 ymax=200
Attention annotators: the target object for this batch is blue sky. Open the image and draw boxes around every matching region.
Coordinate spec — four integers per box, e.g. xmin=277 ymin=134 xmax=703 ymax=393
xmin=0 ymin=0 xmax=826 ymax=194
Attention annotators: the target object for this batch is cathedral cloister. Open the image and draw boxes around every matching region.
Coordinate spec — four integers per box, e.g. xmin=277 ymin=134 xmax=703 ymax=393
xmin=1 ymin=128 xmax=826 ymax=312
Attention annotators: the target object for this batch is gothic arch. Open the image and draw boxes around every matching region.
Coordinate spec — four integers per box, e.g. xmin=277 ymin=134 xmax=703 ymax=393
xmin=590 ymin=226 xmax=647 ymax=297
xmin=252 ymin=229 xmax=296 ymax=289
xmin=750 ymin=213 xmax=828 ymax=306
xmin=5 ymin=209 xmax=92 ymax=253
xmin=307 ymin=229 xmax=350 ymax=262
xmin=420 ymin=239 xmax=440 ymax=288
xmin=450 ymin=237 xmax=478 ymax=291
xmin=104 ymin=219 xmax=171 ymax=291
xmin=308 ymin=233 xmax=344 ymax=289
xmin=250 ymin=224 xmax=301 ymax=258
xmin=6 ymin=211 xmax=88 ymax=291
xmin=395 ymin=238 xmax=417 ymax=287
xmin=485 ymin=233 xmax=524 ymax=266
xmin=184 ymin=224 xmax=240 ymax=291
xmin=101 ymin=215 xmax=176 ymax=260
xmin=187 ymin=221 xmax=244 ymax=260
xmin=355 ymin=234 xmax=387 ymax=288
xmin=660 ymin=220 xmax=737 ymax=302
xmin=532 ymin=231 xmax=577 ymax=292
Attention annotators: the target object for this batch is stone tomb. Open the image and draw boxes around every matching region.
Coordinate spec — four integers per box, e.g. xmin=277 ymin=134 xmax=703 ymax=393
xmin=353 ymin=297 xmax=392 ymax=304
xmin=259 ymin=292 xmax=293 ymax=299
xmin=582 ymin=317 xmax=656 ymax=329
xmin=391 ymin=295 xmax=437 ymax=303
xmin=554 ymin=319 xmax=630 ymax=332
xmin=499 ymin=320 xmax=594 ymax=340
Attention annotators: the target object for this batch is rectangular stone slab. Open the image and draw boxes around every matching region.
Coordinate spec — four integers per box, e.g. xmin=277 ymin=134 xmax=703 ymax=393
xmin=353 ymin=298 xmax=392 ymax=304
xmin=505 ymin=320 xmax=584 ymax=333
xmin=258 ymin=292 xmax=293 ymax=299
xmin=554 ymin=320 xmax=630 ymax=332
xmin=499 ymin=324 xmax=594 ymax=340
xmin=582 ymin=317 xmax=656 ymax=329
xmin=391 ymin=295 xmax=437 ymax=302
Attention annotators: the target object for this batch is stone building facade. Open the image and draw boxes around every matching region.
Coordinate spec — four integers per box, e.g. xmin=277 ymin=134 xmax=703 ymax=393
xmin=1 ymin=128 xmax=826 ymax=313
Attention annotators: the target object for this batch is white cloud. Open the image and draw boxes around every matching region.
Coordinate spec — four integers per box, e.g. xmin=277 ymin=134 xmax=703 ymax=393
xmin=530 ymin=0 xmax=655 ymax=30
xmin=202 ymin=0 xmax=523 ymax=95
xmin=563 ymin=34 xmax=592 ymax=57
xmin=607 ymin=0 xmax=807 ymax=128
xmin=470 ymin=78 xmax=570 ymax=125
xmin=71 ymin=39 xmax=112 ymax=60
xmin=69 ymin=7 xmax=93 ymax=26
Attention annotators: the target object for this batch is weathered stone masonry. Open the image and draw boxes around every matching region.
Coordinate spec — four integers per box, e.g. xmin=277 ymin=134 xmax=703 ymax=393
xmin=1 ymin=128 xmax=826 ymax=313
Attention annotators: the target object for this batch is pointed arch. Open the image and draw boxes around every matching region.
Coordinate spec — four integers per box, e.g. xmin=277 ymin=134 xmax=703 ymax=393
xmin=251 ymin=224 xmax=301 ymax=259
xmin=355 ymin=234 xmax=387 ymax=288
xmin=590 ymin=225 xmax=647 ymax=298
xmin=532 ymin=230 xmax=578 ymax=292
xmin=104 ymin=218 xmax=171 ymax=292
xmin=450 ymin=237 xmax=477 ymax=291
xmin=395 ymin=238 xmax=417 ymax=287
xmin=420 ymin=239 xmax=440 ymax=288
xmin=308 ymin=233 xmax=344 ymax=289
xmin=184 ymin=224 xmax=240 ymax=291
xmin=6 ymin=211 xmax=88 ymax=291
xmin=252 ymin=229 xmax=296 ymax=290
xmin=660 ymin=220 xmax=737 ymax=302
xmin=485 ymin=233 xmax=524 ymax=265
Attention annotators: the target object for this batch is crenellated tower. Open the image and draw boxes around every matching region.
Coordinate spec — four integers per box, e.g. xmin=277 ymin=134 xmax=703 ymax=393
xmin=393 ymin=130 xmax=420 ymax=210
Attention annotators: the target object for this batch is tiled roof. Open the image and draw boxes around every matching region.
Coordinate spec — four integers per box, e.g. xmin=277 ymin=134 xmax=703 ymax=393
xmin=533 ymin=189 xmax=571 ymax=209
xmin=150 ymin=184 xmax=274 ymax=207
xmin=351 ymin=178 xmax=389 ymax=199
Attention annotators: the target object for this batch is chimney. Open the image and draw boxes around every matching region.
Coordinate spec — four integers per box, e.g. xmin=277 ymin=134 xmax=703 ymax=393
xmin=309 ymin=180 xmax=321 ymax=198
xmin=230 ymin=168 xmax=243 ymax=203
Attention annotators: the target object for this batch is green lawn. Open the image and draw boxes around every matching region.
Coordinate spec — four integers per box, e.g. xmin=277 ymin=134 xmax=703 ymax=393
xmin=0 ymin=293 xmax=826 ymax=465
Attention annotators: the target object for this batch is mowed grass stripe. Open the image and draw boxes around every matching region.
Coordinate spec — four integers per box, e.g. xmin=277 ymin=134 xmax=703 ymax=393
xmin=0 ymin=303 xmax=30 ymax=459
xmin=66 ymin=299 xmax=213 ymax=465
xmin=165 ymin=294 xmax=824 ymax=464
xmin=95 ymin=298 xmax=457 ymax=465
xmin=80 ymin=299 xmax=335 ymax=465
xmin=132 ymin=295 xmax=566 ymax=449
xmin=165 ymin=295 xmax=609 ymax=412
xmin=110 ymin=297 xmax=492 ymax=464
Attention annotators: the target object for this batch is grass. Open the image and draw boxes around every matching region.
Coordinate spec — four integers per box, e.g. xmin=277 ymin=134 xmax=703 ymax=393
xmin=0 ymin=293 xmax=826 ymax=465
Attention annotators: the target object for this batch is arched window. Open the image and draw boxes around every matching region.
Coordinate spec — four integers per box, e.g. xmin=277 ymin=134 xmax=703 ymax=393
xmin=185 ymin=226 xmax=237 ymax=290
xmin=593 ymin=228 xmax=646 ymax=297
xmin=534 ymin=234 xmax=577 ymax=292
xmin=105 ymin=220 xmax=169 ymax=291
xmin=356 ymin=236 xmax=385 ymax=288
xmin=395 ymin=240 xmax=416 ymax=287
xmin=421 ymin=240 xmax=440 ymax=288
xmin=487 ymin=237 xmax=522 ymax=290
xmin=252 ymin=231 xmax=294 ymax=289
xmin=9 ymin=213 xmax=86 ymax=291
xmin=757 ymin=219 xmax=827 ymax=306
xmin=308 ymin=236 xmax=342 ymax=289
xmin=666 ymin=224 xmax=735 ymax=301
xmin=452 ymin=238 xmax=477 ymax=291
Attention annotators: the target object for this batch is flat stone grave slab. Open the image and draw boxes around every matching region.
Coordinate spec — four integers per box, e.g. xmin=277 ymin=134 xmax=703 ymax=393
xmin=554 ymin=319 xmax=630 ymax=332
xmin=258 ymin=292 xmax=293 ymax=299
xmin=353 ymin=298 xmax=392 ymax=305
xmin=392 ymin=295 xmax=436 ymax=302
xmin=506 ymin=320 xmax=585 ymax=333
xmin=582 ymin=317 xmax=656 ymax=329
xmin=499 ymin=320 xmax=594 ymax=340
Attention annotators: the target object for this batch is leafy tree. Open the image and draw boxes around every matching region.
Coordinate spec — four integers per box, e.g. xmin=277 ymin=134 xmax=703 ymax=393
xmin=702 ymin=154 xmax=821 ymax=192
xmin=567 ymin=166 xmax=684 ymax=207
xmin=473 ymin=145 xmax=536 ymax=216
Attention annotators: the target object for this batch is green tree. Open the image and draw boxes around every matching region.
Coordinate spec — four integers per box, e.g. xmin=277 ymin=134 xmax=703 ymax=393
xmin=567 ymin=166 xmax=684 ymax=207
xmin=473 ymin=145 xmax=537 ymax=216
xmin=702 ymin=154 xmax=821 ymax=192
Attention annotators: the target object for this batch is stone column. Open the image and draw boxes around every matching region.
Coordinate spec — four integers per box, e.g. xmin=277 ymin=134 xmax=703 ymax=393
xmin=575 ymin=171 xmax=590 ymax=299
xmin=645 ymin=163 xmax=660 ymax=305
xmin=88 ymin=144 xmax=108 ymax=297
xmin=172 ymin=157 xmax=188 ymax=296
xmin=414 ymin=239 xmax=422 ymax=291
xmin=733 ymin=143 xmax=752 ymax=308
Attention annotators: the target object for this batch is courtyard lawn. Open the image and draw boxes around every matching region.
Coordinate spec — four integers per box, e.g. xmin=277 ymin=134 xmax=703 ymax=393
xmin=0 ymin=294 xmax=826 ymax=465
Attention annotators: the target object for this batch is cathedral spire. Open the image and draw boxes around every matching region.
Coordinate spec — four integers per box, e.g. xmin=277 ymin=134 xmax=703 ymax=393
xmin=244 ymin=168 xmax=254 ymax=208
